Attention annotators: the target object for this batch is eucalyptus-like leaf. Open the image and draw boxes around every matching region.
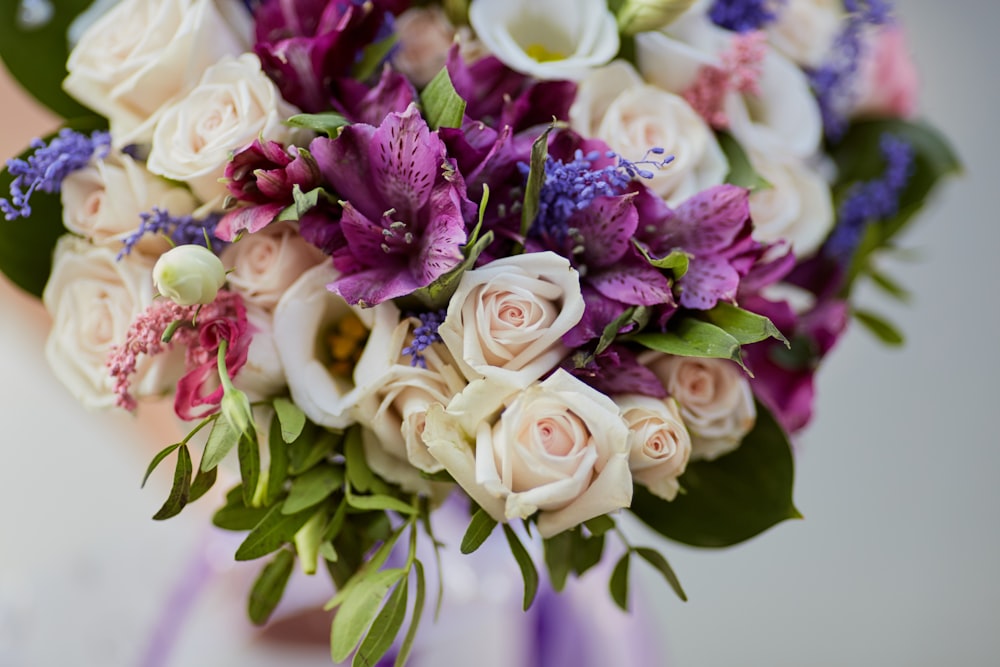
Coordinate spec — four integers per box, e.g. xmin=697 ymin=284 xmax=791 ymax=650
xmin=632 ymin=318 xmax=747 ymax=372
xmin=632 ymin=242 xmax=690 ymax=279
xmin=188 ymin=464 xmax=218 ymax=504
xmin=346 ymin=488 xmax=418 ymax=516
xmin=420 ymin=67 xmax=466 ymax=130
xmin=239 ymin=431 xmax=262 ymax=507
xmin=571 ymin=531 xmax=605 ymax=577
xmin=503 ymin=525 xmax=539 ymax=611
xmin=201 ymin=416 xmax=239 ymax=472
xmin=543 ymin=530 xmax=574 ymax=592
xmin=352 ymin=33 xmax=399 ymax=81
xmin=330 ymin=568 xmax=408 ymax=663
xmin=520 ymin=124 xmax=561 ymax=241
xmin=394 ymin=559 xmax=426 ymax=667
xmin=460 ymin=508 xmax=498 ymax=554
xmin=273 ymin=397 xmax=307 ymax=443
xmin=718 ymin=131 xmax=771 ymax=192
xmin=609 ymin=552 xmax=631 ymax=611
xmin=852 ymin=309 xmax=904 ymax=346
xmin=634 ymin=547 xmax=687 ymax=602
xmin=325 ymin=527 xmax=407 ymax=611
xmin=594 ymin=306 xmax=651 ymax=358
xmin=266 ymin=415 xmax=289 ymax=505
xmin=283 ymin=464 xmax=345 ymax=515
xmin=584 ymin=515 xmax=615 ymax=537
xmin=344 ymin=426 xmax=378 ymax=493
xmin=235 ymin=504 xmax=316 ymax=561
xmin=141 ymin=443 xmax=183 ymax=488
xmin=868 ymin=268 xmax=911 ymax=303
xmin=152 ymin=444 xmax=192 ymax=521
xmin=213 ymin=485 xmax=270 ymax=531
xmin=354 ymin=577 xmax=409 ymax=667
xmin=288 ymin=427 xmax=340 ymax=475
xmin=248 ymin=549 xmax=295 ymax=625
xmin=285 ymin=112 xmax=350 ymax=138
xmin=702 ymin=302 xmax=789 ymax=347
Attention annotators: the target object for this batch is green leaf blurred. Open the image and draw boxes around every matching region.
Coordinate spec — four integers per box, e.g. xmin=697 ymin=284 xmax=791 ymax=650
xmin=248 ymin=549 xmax=295 ymax=625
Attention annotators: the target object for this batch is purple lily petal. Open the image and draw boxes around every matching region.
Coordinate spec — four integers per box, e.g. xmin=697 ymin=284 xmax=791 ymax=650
xmin=670 ymin=184 xmax=750 ymax=252
xmin=565 ymin=345 xmax=668 ymax=398
xmin=571 ymin=194 xmax=638 ymax=269
xmin=677 ymin=255 xmax=741 ymax=310
xmin=215 ymin=203 xmax=286 ymax=242
xmin=562 ymin=286 xmax=630 ymax=348
xmin=589 ymin=262 xmax=675 ymax=307
xmin=335 ymin=66 xmax=416 ymax=125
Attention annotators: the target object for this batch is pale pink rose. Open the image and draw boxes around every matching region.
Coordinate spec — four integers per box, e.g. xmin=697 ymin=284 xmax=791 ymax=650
xmin=392 ymin=7 xmax=457 ymax=87
xmin=641 ymin=352 xmax=755 ymax=461
xmin=853 ymin=26 xmax=919 ymax=119
xmin=618 ymin=395 xmax=691 ymax=501
xmin=220 ymin=222 xmax=326 ymax=312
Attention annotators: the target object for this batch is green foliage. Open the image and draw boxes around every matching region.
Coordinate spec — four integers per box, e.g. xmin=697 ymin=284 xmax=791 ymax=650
xmin=609 ymin=552 xmax=631 ymax=611
xmin=460 ymin=508 xmax=497 ymax=554
xmin=634 ymin=547 xmax=687 ymax=602
xmin=283 ymin=464 xmax=345 ymax=514
xmin=201 ymin=416 xmax=239 ymax=472
xmin=633 ymin=317 xmax=748 ymax=371
xmin=248 ymin=549 xmax=295 ymax=625
xmin=152 ymin=444 xmax=192 ymax=521
xmin=543 ymin=530 xmax=573 ymax=592
xmin=701 ymin=302 xmax=789 ymax=347
xmin=503 ymin=524 xmax=539 ymax=611
xmin=632 ymin=243 xmax=690 ymax=279
xmin=273 ymin=397 xmax=307 ymax=443
xmin=285 ymin=113 xmax=350 ymax=138
xmin=630 ymin=401 xmax=799 ymax=547
xmin=419 ymin=68 xmax=466 ymax=130
xmin=331 ymin=567 xmax=408 ymax=663
xmin=520 ymin=124 xmax=561 ymax=243
xmin=213 ymin=486 xmax=270 ymax=531
xmin=717 ymin=131 xmax=771 ymax=192
xmin=235 ymin=504 xmax=317 ymax=561
xmin=852 ymin=308 xmax=904 ymax=346
xmin=352 ymin=34 xmax=399 ymax=82
xmin=354 ymin=575 xmax=408 ymax=667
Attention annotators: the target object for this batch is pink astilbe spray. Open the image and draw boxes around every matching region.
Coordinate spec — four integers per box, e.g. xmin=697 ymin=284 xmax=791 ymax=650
xmin=107 ymin=290 xmax=249 ymax=418
xmin=683 ymin=31 xmax=768 ymax=129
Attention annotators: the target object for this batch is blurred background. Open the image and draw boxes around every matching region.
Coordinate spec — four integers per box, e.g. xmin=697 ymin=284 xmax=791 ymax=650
xmin=1 ymin=1 xmax=997 ymax=665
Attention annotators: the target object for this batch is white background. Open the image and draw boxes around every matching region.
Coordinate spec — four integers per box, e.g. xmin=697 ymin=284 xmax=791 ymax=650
xmin=1 ymin=1 xmax=997 ymax=665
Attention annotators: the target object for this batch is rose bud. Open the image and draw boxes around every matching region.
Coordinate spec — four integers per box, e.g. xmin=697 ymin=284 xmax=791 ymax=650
xmin=153 ymin=244 xmax=227 ymax=306
xmin=616 ymin=0 xmax=697 ymax=35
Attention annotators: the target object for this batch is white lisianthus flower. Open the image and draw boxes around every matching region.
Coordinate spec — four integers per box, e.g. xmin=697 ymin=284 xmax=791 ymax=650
xmin=425 ymin=370 xmax=633 ymax=538
xmin=570 ymin=61 xmax=728 ymax=205
xmin=747 ymin=149 xmax=834 ymax=258
xmin=641 ymin=352 xmax=756 ymax=461
xmin=146 ymin=54 xmax=303 ymax=206
xmin=766 ymin=0 xmax=844 ymax=68
xmin=63 ymin=0 xmax=252 ymax=144
xmin=439 ymin=252 xmax=584 ymax=394
xmin=220 ymin=222 xmax=326 ymax=312
xmin=43 ymin=236 xmax=181 ymax=408
xmin=468 ymin=0 xmax=620 ymax=80
xmin=272 ymin=263 xmax=398 ymax=429
xmin=61 ymin=152 xmax=197 ymax=257
xmin=234 ymin=305 xmax=287 ymax=400
xmin=636 ymin=10 xmax=822 ymax=158
xmin=152 ymin=244 xmax=226 ymax=306
xmin=618 ymin=395 xmax=691 ymax=501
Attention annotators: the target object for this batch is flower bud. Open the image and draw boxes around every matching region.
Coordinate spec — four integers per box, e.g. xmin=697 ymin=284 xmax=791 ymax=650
xmin=153 ymin=244 xmax=227 ymax=306
xmin=617 ymin=0 xmax=697 ymax=35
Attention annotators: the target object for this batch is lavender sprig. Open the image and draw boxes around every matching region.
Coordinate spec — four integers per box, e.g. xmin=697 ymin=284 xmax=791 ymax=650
xmin=402 ymin=309 xmax=448 ymax=368
xmin=708 ymin=0 xmax=785 ymax=33
xmin=118 ymin=208 xmax=225 ymax=260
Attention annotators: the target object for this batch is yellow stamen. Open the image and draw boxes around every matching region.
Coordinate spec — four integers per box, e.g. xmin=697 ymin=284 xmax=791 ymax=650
xmin=326 ymin=311 xmax=369 ymax=378
xmin=524 ymin=43 xmax=567 ymax=63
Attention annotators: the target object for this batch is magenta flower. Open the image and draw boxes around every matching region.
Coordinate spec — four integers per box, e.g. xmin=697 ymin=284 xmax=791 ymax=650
xmin=309 ymin=104 xmax=472 ymax=306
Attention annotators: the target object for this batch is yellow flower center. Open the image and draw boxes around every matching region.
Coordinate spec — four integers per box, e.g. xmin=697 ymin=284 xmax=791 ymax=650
xmin=326 ymin=312 xmax=368 ymax=378
xmin=524 ymin=43 xmax=567 ymax=63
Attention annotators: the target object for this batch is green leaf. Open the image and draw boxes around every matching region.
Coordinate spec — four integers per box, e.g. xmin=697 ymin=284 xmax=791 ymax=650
xmin=394 ymin=559 xmax=425 ymax=667
xmin=201 ymin=416 xmax=239 ymax=472
xmin=702 ymin=302 xmax=789 ymax=347
xmin=248 ymin=549 xmax=295 ymax=625
xmin=543 ymin=530 xmax=573 ymax=592
xmin=630 ymin=401 xmax=799 ymax=547
xmin=867 ymin=268 xmax=911 ymax=303
xmin=141 ymin=443 xmax=183 ymax=488
xmin=285 ymin=113 xmax=350 ymax=138
xmin=273 ymin=397 xmax=307 ymax=443
xmin=634 ymin=547 xmax=687 ymax=602
xmin=852 ymin=309 xmax=904 ymax=346
xmin=239 ymin=431 xmax=261 ymax=507
xmin=593 ymin=306 xmax=650 ymax=358
xmin=277 ymin=184 xmax=330 ymax=223
xmin=717 ymin=131 xmax=770 ymax=192
xmin=583 ymin=515 xmax=615 ymax=537
xmin=325 ymin=526 xmax=406 ymax=611
xmin=283 ymin=464 xmax=345 ymax=515
xmin=0 ymin=117 xmax=106 ymax=297
xmin=502 ymin=525 xmax=539 ymax=611
xmin=0 ymin=0 xmax=94 ymax=118
xmin=330 ymin=568 xmax=408 ymax=663
xmin=570 ymin=531 xmax=605 ymax=577
xmin=354 ymin=576 xmax=408 ymax=667
xmin=632 ymin=318 xmax=747 ymax=371
xmin=609 ymin=552 xmax=631 ymax=611
xmin=520 ymin=124 xmax=560 ymax=241
xmin=419 ymin=67 xmax=466 ymax=130
xmin=235 ymin=504 xmax=317 ymax=561
xmin=188 ymin=464 xmax=218 ymax=504
xmin=288 ymin=427 xmax=340 ymax=476
xmin=213 ymin=486 xmax=270 ymax=531
xmin=152 ymin=445 xmax=192 ymax=521
xmin=266 ymin=414 xmax=290 ymax=505
xmin=460 ymin=508 xmax=497 ymax=554
xmin=352 ymin=33 xmax=399 ymax=81
xmin=346 ymin=488 xmax=418 ymax=516
xmin=344 ymin=426 xmax=377 ymax=493
xmin=293 ymin=509 xmax=327 ymax=576
xmin=632 ymin=242 xmax=690 ymax=279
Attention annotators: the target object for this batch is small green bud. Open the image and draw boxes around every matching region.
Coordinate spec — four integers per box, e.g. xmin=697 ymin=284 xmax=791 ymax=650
xmin=220 ymin=386 xmax=254 ymax=438
xmin=617 ymin=0 xmax=697 ymax=35
xmin=153 ymin=244 xmax=226 ymax=306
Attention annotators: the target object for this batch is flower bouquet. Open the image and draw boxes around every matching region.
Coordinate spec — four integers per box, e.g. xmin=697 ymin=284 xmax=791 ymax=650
xmin=0 ymin=0 xmax=957 ymax=663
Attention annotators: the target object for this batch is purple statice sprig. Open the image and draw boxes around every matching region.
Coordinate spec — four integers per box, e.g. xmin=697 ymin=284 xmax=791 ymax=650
xmin=118 ymin=207 xmax=225 ymax=260
xmin=1 ymin=128 xmax=111 ymax=221
xmin=709 ymin=0 xmax=785 ymax=33
xmin=402 ymin=309 xmax=447 ymax=368
xmin=823 ymin=133 xmax=914 ymax=263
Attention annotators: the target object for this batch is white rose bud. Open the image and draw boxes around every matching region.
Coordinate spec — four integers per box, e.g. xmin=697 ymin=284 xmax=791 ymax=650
xmin=619 ymin=395 xmax=691 ymax=501
xmin=152 ymin=244 xmax=227 ymax=306
xmin=617 ymin=0 xmax=697 ymax=36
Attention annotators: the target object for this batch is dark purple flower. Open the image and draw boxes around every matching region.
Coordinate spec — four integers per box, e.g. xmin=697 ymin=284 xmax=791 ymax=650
xmin=564 ymin=344 xmax=667 ymax=398
xmin=334 ymin=66 xmax=416 ymax=125
xmin=310 ymin=104 xmax=472 ymax=306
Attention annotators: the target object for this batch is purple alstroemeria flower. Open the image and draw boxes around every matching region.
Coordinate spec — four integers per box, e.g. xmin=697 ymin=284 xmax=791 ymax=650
xmin=335 ymin=67 xmax=416 ymax=126
xmin=564 ymin=343 xmax=668 ymax=399
xmin=310 ymin=104 xmax=473 ymax=306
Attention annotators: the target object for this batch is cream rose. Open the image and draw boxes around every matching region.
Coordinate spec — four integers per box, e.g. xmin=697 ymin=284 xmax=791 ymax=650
xmin=618 ymin=395 xmax=691 ymax=501
xmin=641 ymin=352 xmax=755 ymax=461
xmin=61 ymin=153 xmax=197 ymax=256
xmin=220 ymin=222 xmax=326 ymax=312
xmin=766 ymin=0 xmax=843 ymax=68
xmin=43 ymin=236 xmax=181 ymax=409
xmin=63 ymin=0 xmax=252 ymax=143
xmin=747 ymin=149 xmax=834 ymax=258
xmin=468 ymin=0 xmax=619 ymax=80
xmin=146 ymin=54 xmax=303 ymax=206
xmin=392 ymin=7 xmax=457 ymax=87
xmin=438 ymin=252 xmax=584 ymax=391
xmin=571 ymin=61 xmax=728 ymax=205
xmin=425 ymin=370 xmax=633 ymax=537
xmin=272 ymin=263 xmax=398 ymax=429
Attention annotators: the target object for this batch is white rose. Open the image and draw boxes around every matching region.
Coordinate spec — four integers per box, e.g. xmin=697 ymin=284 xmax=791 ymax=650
xmin=438 ymin=252 xmax=585 ymax=391
xmin=272 ymin=263 xmax=399 ymax=429
xmin=571 ymin=61 xmax=728 ymax=205
xmin=641 ymin=352 xmax=755 ymax=461
xmin=468 ymin=0 xmax=620 ymax=80
xmin=767 ymin=0 xmax=843 ymax=68
xmin=424 ymin=371 xmax=632 ymax=537
xmin=146 ymin=54 xmax=303 ymax=206
xmin=43 ymin=236 xmax=180 ymax=408
xmin=220 ymin=222 xmax=326 ymax=312
xmin=234 ymin=305 xmax=287 ymax=400
xmin=152 ymin=244 xmax=227 ymax=306
xmin=63 ymin=0 xmax=252 ymax=143
xmin=636 ymin=12 xmax=822 ymax=158
xmin=392 ymin=7 xmax=457 ymax=87
xmin=61 ymin=153 xmax=197 ymax=256
xmin=618 ymin=395 xmax=691 ymax=501
xmin=747 ymin=149 xmax=834 ymax=258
